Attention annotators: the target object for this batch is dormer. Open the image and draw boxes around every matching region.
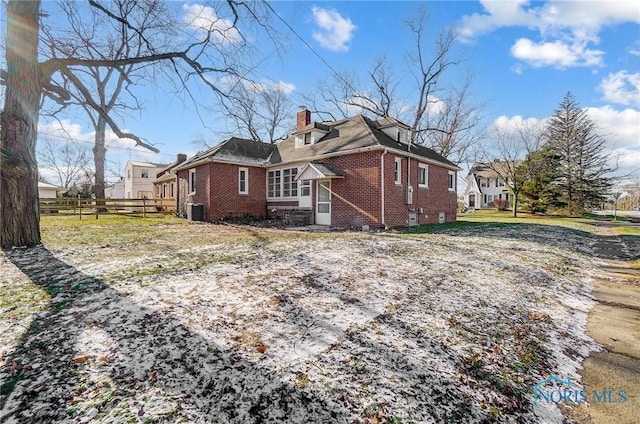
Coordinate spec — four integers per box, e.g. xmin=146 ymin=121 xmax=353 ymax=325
xmin=294 ymin=123 xmax=331 ymax=148
xmin=294 ymin=106 xmax=331 ymax=148
xmin=376 ymin=117 xmax=412 ymax=144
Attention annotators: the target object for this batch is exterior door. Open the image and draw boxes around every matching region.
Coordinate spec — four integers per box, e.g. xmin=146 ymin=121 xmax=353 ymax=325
xmin=316 ymin=180 xmax=331 ymax=225
xmin=469 ymin=194 xmax=475 ymax=208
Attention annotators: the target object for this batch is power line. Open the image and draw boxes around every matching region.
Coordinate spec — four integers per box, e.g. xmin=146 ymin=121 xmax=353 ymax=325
xmin=262 ymin=1 xmax=351 ymax=89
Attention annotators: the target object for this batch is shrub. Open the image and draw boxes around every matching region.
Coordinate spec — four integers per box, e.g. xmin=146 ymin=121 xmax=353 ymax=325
xmin=494 ymin=199 xmax=509 ymax=211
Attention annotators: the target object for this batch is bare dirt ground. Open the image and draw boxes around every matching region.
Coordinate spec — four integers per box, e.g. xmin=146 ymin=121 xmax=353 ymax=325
xmin=0 ymin=217 xmax=636 ymax=423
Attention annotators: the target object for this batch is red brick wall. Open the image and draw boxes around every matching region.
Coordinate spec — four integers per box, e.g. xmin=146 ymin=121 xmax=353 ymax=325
xmin=383 ymin=154 xmax=457 ymax=225
xmin=209 ymin=163 xmax=266 ymax=219
xmin=176 ymin=152 xmax=457 ymax=226
xmin=178 ymin=163 xmax=266 ymax=221
xmin=177 ymin=164 xmax=211 ymax=219
xmin=316 ymin=151 xmax=382 ymax=228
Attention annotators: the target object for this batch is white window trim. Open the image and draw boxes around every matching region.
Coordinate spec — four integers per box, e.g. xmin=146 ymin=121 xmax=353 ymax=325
xmin=448 ymin=171 xmax=456 ymax=191
xmin=267 ymin=166 xmax=299 ymax=200
xmin=394 ymin=157 xmax=402 ymax=185
xmin=418 ymin=163 xmax=429 ymax=188
xmin=188 ymin=169 xmax=196 ymax=195
xmin=238 ymin=167 xmax=248 ymax=195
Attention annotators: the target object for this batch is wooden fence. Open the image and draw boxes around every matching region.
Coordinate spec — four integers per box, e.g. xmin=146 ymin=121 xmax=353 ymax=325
xmin=40 ymin=197 xmax=176 ymax=219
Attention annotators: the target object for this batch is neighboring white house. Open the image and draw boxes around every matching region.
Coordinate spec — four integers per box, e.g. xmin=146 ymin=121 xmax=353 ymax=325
xmin=463 ymin=162 xmax=512 ymax=209
xmin=124 ymin=161 xmax=168 ymax=199
xmin=38 ymin=181 xmax=67 ymax=199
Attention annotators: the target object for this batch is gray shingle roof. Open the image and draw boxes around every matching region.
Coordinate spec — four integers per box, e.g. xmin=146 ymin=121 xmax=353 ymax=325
xmin=176 ymin=137 xmax=278 ymax=170
xmin=177 ymin=117 xmax=460 ymax=171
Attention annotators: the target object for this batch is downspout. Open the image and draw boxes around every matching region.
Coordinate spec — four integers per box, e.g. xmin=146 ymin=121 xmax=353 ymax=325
xmin=381 ymin=149 xmax=387 ymax=227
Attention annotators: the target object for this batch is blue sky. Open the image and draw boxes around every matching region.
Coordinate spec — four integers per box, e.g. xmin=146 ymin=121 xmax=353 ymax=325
xmin=24 ymin=1 xmax=640 ymax=184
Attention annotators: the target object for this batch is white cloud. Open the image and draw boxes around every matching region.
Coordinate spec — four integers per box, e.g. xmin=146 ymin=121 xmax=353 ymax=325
xmin=38 ymin=119 xmax=146 ymax=154
xmin=490 ymin=115 xmax=547 ymax=137
xmin=458 ymin=0 xmax=639 ymax=69
xmin=599 ymin=71 xmax=640 ymax=106
xmin=489 ymin=107 xmax=639 ymax=177
xmin=460 ymin=0 xmax=639 ymax=40
xmin=585 ymin=106 xmax=640 ymax=151
xmin=311 ymin=6 xmax=357 ymax=52
xmin=182 ymin=4 xmax=241 ymax=44
xmin=511 ymin=38 xmax=604 ymax=68
xmin=219 ymin=75 xmax=295 ymax=95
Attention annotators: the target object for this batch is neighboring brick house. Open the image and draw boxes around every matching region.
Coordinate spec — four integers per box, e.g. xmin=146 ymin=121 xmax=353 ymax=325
xmin=152 ymin=154 xmax=187 ymax=211
xmin=463 ymin=162 xmax=513 ymax=210
xmin=175 ymin=108 xmax=460 ymax=227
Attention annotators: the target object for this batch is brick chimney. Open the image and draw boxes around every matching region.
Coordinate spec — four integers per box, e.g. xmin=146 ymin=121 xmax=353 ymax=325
xmin=296 ymin=106 xmax=311 ymax=131
xmin=177 ymin=153 xmax=187 ymax=164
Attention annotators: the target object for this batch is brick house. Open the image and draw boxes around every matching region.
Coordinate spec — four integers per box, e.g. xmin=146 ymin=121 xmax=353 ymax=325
xmin=152 ymin=154 xmax=187 ymax=211
xmin=175 ymin=108 xmax=460 ymax=228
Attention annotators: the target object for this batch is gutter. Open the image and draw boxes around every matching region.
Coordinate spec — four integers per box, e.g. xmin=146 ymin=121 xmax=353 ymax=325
xmin=381 ymin=148 xmax=387 ymax=227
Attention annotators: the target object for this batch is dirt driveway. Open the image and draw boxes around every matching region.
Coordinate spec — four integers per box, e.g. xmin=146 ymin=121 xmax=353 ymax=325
xmin=566 ymin=222 xmax=640 ymax=424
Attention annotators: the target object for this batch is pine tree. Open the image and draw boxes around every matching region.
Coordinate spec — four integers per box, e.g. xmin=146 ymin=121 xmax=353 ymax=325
xmin=519 ymin=145 xmax=563 ymax=213
xmin=544 ymin=92 xmax=612 ymax=215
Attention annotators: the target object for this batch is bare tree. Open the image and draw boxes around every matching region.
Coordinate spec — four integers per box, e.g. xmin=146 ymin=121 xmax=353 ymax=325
xmin=1 ymin=0 xmax=275 ymax=248
xmin=38 ymin=138 xmax=91 ymax=188
xmin=417 ymin=74 xmax=485 ymax=165
xmin=214 ymin=76 xmax=294 ymax=143
xmin=303 ymin=8 xmax=482 ymax=165
xmin=482 ymin=118 xmax=546 ymax=217
xmin=39 ymin=0 xmax=163 ymax=204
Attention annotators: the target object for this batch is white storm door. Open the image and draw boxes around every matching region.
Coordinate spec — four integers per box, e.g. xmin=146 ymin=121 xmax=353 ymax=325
xmin=316 ymin=180 xmax=331 ymax=225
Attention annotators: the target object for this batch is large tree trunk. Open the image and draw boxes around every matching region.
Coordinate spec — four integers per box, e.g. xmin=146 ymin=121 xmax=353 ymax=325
xmin=93 ymin=116 xmax=107 ymax=211
xmin=0 ymin=0 xmax=42 ymax=249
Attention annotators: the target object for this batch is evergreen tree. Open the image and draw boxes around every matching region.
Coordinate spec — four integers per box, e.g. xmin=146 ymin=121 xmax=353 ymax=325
xmin=519 ymin=145 xmax=563 ymax=213
xmin=544 ymin=92 xmax=612 ymax=215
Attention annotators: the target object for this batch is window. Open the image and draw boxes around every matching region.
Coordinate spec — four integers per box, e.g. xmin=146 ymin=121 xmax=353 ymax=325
xmin=141 ymin=169 xmax=149 ymax=178
xmin=480 ymin=180 xmax=487 ymax=188
xmin=448 ymin=171 xmax=456 ymax=191
xmin=394 ymin=157 xmax=402 ymax=185
xmin=300 ymin=179 xmax=311 ymax=196
xmin=498 ymin=178 xmax=505 ymax=187
xmin=127 ymin=169 xmax=131 ymax=179
xmin=155 ymin=185 xmax=160 ymax=197
xmin=189 ymin=169 xmax=196 ymax=194
xmin=418 ymin=164 xmax=428 ymax=187
xmin=170 ymin=183 xmax=174 ymax=198
xmin=238 ymin=167 xmax=248 ymax=194
xmin=162 ymin=183 xmax=167 ymax=198
xmin=304 ymin=133 xmax=312 ymax=145
xmin=268 ymin=170 xmax=280 ymax=197
xmin=268 ymin=167 xmax=298 ymax=198
xmin=283 ymin=168 xmax=298 ymax=197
